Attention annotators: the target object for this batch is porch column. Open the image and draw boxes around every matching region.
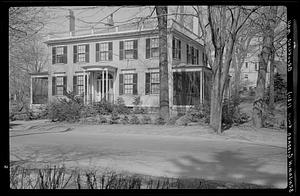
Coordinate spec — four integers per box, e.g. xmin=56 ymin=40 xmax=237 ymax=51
xmin=91 ymin=72 xmax=94 ymax=103
xmin=102 ymin=70 xmax=104 ymax=100
xmin=87 ymin=72 xmax=90 ymax=104
xmin=30 ymin=77 xmax=33 ymax=105
xmin=83 ymin=70 xmax=86 ymax=104
xmin=106 ymin=69 xmax=108 ymax=101
xmin=199 ymin=69 xmax=203 ymax=104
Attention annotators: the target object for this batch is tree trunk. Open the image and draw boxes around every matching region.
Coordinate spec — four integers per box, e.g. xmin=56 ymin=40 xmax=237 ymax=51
xmin=156 ymin=6 xmax=169 ymax=120
xmin=252 ymin=6 xmax=277 ymax=128
xmin=269 ymin=51 xmax=275 ymax=110
xmin=232 ymin=53 xmax=241 ymax=103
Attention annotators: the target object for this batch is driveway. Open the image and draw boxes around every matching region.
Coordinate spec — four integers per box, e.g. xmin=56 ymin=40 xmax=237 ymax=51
xmin=10 ymin=122 xmax=287 ymax=188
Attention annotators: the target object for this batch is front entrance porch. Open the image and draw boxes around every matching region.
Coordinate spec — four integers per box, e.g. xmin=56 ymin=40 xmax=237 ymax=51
xmin=82 ymin=65 xmax=117 ymax=104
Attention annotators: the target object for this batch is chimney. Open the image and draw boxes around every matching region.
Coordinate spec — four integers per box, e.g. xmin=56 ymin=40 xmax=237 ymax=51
xmin=105 ymin=14 xmax=114 ymax=27
xmin=69 ymin=9 xmax=75 ymax=36
xmin=179 ymin=6 xmax=184 ymax=25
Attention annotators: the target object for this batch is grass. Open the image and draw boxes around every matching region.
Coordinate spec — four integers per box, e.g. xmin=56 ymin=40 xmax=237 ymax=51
xmin=10 ymin=165 xmax=273 ymax=189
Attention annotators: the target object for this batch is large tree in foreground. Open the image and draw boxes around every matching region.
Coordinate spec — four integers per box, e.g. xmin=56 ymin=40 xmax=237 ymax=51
xmin=194 ymin=6 xmax=258 ymax=133
xmin=155 ymin=6 xmax=170 ymax=120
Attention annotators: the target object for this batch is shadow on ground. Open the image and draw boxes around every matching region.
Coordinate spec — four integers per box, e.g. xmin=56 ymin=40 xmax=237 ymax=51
xmin=167 ymin=150 xmax=286 ymax=188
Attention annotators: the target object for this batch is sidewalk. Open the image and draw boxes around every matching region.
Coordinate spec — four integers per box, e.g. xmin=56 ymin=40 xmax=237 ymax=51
xmin=10 ymin=120 xmax=287 ymax=148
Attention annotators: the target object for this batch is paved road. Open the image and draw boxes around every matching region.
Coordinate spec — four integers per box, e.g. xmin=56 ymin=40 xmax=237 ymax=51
xmin=10 ymin=125 xmax=287 ymax=188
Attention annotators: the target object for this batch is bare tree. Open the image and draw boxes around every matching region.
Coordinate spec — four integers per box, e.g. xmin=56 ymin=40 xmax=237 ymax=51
xmin=252 ymin=6 xmax=278 ymax=128
xmin=155 ymin=6 xmax=170 ymax=120
xmin=194 ymin=6 xmax=258 ymax=133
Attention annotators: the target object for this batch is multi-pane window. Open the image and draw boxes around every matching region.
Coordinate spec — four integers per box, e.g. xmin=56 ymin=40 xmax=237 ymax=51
xmin=56 ymin=77 xmax=64 ymax=96
xmin=52 ymin=46 xmax=67 ymax=64
xmin=187 ymin=44 xmax=199 ymax=65
xmin=124 ymin=74 xmax=134 ymax=94
xmin=96 ymin=42 xmax=113 ymax=61
xmin=119 ymin=40 xmax=138 ymax=60
xmin=124 ymin=41 xmax=134 ymax=59
xmin=172 ymin=37 xmax=181 ymax=59
xmin=74 ymin=44 xmax=89 ymax=63
xmin=150 ymin=73 xmax=159 ymax=94
xmin=77 ymin=76 xmax=84 ymax=95
xmin=146 ymin=38 xmax=159 ymax=58
xmin=78 ymin=45 xmax=86 ymax=62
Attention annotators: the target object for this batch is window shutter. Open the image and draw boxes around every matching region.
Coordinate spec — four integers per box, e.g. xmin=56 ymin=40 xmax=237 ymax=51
xmin=119 ymin=41 xmax=124 ymax=60
xmin=145 ymin=72 xmax=150 ymax=95
xmin=73 ymin=45 xmax=77 ymax=63
xmin=186 ymin=44 xmax=189 ymax=64
xmin=146 ymin=38 xmax=150 ymax=59
xmin=52 ymin=47 xmax=56 ymax=64
xmin=108 ymin=42 xmax=113 ymax=61
xmin=119 ymin=74 xmax=123 ymax=95
xmin=133 ymin=73 xmax=138 ymax=95
xmin=85 ymin=75 xmax=87 ymax=96
xmin=52 ymin=77 xmax=56 ymax=96
xmin=133 ymin=40 xmax=138 ymax=59
xmin=178 ymin=40 xmax=181 ymax=60
xmin=63 ymin=46 xmax=67 ymax=64
xmin=191 ymin=47 xmax=194 ymax=64
xmin=63 ymin=76 xmax=67 ymax=95
xmin=85 ymin=44 xmax=89 ymax=63
xmin=96 ymin=43 xmax=99 ymax=62
xmin=172 ymin=37 xmax=175 ymax=59
xmin=196 ymin=49 xmax=199 ymax=65
xmin=73 ymin=76 xmax=77 ymax=95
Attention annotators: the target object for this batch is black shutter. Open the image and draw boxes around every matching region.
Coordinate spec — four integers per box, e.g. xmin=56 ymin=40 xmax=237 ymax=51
xmin=73 ymin=76 xmax=77 ymax=95
xmin=196 ymin=49 xmax=199 ymax=65
xmin=73 ymin=45 xmax=77 ymax=63
xmin=85 ymin=75 xmax=87 ymax=96
xmin=63 ymin=76 xmax=67 ymax=95
xmin=52 ymin=77 xmax=56 ymax=96
xmin=186 ymin=44 xmax=189 ymax=64
xmin=119 ymin=74 xmax=124 ymax=95
xmin=63 ymin=46 xmax=67 ymax=64
xmin=172 ymin=37 xmax=175 ymax=59
xmin=96 ymin=43 xmax=99 ymax=62
xmin=146 ymin=38 xmax=150 ymax=59
xmin=191 ymin=47 xmax=194 ymax=64
xmin=119 ymin=41 xmax=124 ymax=60
xmin=108 ymin=42 xmax=113 ymax=61
xmin=133 ymin=73 xmax=138 ymax=95
xmin=85 ymin=44 xmax=89 ymax=63
xmin=178 ymin=40 xmax=181 ymax=60
xmin=145 ymin=72 xmax=150 ymax=95
xmin=52 ymin=47 xmax=56 ymax=64
xmin=133 ymin=40 xmax=138 ymax=59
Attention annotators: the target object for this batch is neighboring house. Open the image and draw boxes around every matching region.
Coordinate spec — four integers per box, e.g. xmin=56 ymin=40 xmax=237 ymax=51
xmin=30 ymin=14 xmax=212 ymax=113
xmin=229 ymin=54 xmax=286 ymax=92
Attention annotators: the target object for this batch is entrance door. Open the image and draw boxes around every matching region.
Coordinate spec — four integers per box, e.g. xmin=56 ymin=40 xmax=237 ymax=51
xmin=95 ymin=78 xmax=113 ymax=102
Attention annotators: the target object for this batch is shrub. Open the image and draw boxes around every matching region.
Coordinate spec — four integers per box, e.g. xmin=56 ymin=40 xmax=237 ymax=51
xmin=129 ymin=115 xmax=140 ymax=124
xmin=185 ymin=103 xmax=210 ymax=124
xmin=93 ymin=100 xmax=114 ymax=115
xmin=121 ymin=115 xmax=130 ymax=124
xmin=114 ymin=97 xmax=130 ymax=114
xmin=141 ymin=115 xmax=152 ymax=124
xmin=166 ymin=115 xmax=180 ymax=125
xmin=110 ymin=111 xmax=120 ymax=124
xmin=47 ymin=91 xmax=84 ymax=122
xmin=154 ymin=116 xmax=165 ymax=125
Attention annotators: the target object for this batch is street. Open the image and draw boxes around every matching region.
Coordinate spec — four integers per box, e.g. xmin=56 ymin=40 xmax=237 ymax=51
xmin=9 ymin=123 xmax=287 ymax=188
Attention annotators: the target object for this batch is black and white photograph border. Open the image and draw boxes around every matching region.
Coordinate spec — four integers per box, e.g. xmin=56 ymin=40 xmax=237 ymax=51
xmin=3 ymin=0 xmax=298 ymax=195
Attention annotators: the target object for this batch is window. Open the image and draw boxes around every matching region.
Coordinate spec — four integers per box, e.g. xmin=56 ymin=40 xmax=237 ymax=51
xmin=96 ymin=42 xmax=112 ymax=61
xmin=255 ymin=62 xmax=258 ymax=71
xmin=55 ymin=76 xmax=65 ymax=96
xmin=73 ymin=75 xmax=84 ymax=95
xmin=146 ymin=38 xmax=159 ymax=58
xmin=73 ymin=44 xmax=89 ymax=63
xmin=245 ymin=62 xmax=248 ymax=68
xmin=146 ymin=72 xmax=160 ymax=94
xmin=119 ymin=73 xmax=137 ymax=95
xmin=119 ymin=40 xmax=138 ymax=60
xmin=172 ymin=37 xmax=181 ymax=60
xmin=187 ymin=45 xmax=199 ymax=65
xmin=52 ymin=46 xmax=67 ymax=64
